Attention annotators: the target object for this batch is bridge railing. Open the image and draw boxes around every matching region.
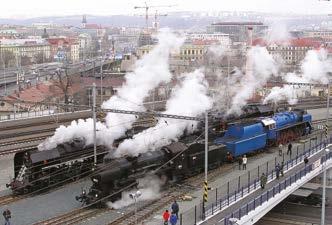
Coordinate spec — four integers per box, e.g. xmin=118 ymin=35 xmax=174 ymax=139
xmin=223 ymin=147 xmax=332 ymax=225
xmin=0 ymin=109 xmax=56 ymax=121
xmin=179 ymin=135 xmax=331 ymax=225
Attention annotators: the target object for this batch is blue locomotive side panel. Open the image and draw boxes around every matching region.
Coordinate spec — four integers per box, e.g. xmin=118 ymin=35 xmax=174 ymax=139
xmin=302 ymin=114 xmax=312 ymax=123
xmin=214 ymin=123 xmax=266 ymax=157
xmin=273 ymin=112 xmax=300 ymax=128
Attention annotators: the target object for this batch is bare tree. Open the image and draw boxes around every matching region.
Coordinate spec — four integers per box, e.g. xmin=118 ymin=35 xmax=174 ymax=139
xmin=34 ymin=52 xmax=45 ymax=64
xmin=52 ymin=68 xmax=72 ymax=106
xmin=1 ymin=51 xmax=15 ymax=68
xmin=21 ymin=55 xmax=31 ymax=66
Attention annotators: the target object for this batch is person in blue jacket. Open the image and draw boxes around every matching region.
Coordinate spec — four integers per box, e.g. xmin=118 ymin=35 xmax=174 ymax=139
xmin=169 ymin=212 xmax=178 ymax=225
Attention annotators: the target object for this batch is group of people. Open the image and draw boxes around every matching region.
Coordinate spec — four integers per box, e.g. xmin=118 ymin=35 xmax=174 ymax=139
xmin=259 ymin=161 xmax=284 ymax=189
xmin=238 ymin=155 xmax=247 ymax=170
xmin=278 ymin=143 xmax=293 ymax=156
xmin=162 ymin=200 xmax=179 ymax=225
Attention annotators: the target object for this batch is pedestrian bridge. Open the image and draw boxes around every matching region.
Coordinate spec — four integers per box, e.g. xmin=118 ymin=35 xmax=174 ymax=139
xmin=178 ymin=139 xmax=332 ymax=225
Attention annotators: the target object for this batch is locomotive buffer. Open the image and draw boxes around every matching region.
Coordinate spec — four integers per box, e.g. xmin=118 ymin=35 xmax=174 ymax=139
xmin=101 ymin=108 xmax=211 ymax=207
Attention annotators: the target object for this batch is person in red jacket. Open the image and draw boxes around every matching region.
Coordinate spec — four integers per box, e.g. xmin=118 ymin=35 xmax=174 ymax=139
xmin=163 ymin=209 xmax=170 ymax=225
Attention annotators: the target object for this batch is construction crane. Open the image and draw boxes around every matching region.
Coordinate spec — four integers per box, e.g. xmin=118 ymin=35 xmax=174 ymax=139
xmin=136 ymin=10 xmax=168 ymax=31
xmin=134 ymin=2 xmax=174 ymax=31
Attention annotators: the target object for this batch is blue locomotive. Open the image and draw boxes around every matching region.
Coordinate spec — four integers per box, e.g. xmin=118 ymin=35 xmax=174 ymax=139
xmin=214 ymin=109 xmax=312 ymax=157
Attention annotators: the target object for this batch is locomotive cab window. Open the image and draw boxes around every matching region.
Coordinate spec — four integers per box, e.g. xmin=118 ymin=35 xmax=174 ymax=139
xmin=261 ymin=118 xmax=276 ymax=130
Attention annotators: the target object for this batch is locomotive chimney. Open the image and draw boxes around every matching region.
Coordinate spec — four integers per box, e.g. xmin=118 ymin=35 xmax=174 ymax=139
xmin=247 ymin=26 xmax=253 ymax=47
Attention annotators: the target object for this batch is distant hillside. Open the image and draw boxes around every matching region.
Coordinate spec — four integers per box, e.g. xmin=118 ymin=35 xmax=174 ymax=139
xmin=0 ymin=12 xmax=330 ymax=30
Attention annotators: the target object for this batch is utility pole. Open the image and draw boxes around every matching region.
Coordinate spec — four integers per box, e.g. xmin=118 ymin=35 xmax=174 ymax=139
xmin=322 ymin=82 xmax=330 ymax=225
xmin=99 ymin=39 xmax=103 ymax=104
xmin=92 ymin=83 xmax=97 ymax=165
xmin=0 ymin=41 xmax=6 ymax=95
xmin=203 ymin=112 xmax=208 ymax=219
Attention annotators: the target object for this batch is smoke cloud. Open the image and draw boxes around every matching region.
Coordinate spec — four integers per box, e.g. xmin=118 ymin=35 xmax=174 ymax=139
xmin=38 ymin=29 xmax=183 ymax=151
xmin=100 ymin=29 xmax=184 ymax=148
xmin=37 ymin=118 xmax=108 ymax=150
xmin=227 ymin=46 xmax=278 ymax=115
xmin=107 ymin=176 xmax=162 ymax=209
xmin=265 ymin=20 xmax=290 ymax=43
xmin=263 ymin=49 xmax=332 ymax=104
xmin=114 ymin=69 xmax=212 ymax=157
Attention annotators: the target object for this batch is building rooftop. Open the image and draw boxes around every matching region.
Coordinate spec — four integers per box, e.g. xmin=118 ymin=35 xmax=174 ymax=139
xmin=252 ymin=37 xmax=323 ymax=48
xmin=211 ymin=22 xmax=265 ymax=26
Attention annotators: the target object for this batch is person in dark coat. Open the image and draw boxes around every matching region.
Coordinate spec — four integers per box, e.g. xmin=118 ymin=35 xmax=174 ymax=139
xmin=3 ymin=209 xmax=11 ymax=225
xmin=304 ymin=156 xmax=309 ymax=165
xmin=169 ymin=212 xmax=178 ymax=225
xmin=275 ymin=163 xmax=280 ymax=179
xmin=171 ymin=200 xmax=179 ymax=218
xmin=260 ymin=173 xmax=267 ymax=189
xmin=280 ymin=161 xmax=284 ymax=177
xmin=287 ymin=143 xmax=292 ymax=156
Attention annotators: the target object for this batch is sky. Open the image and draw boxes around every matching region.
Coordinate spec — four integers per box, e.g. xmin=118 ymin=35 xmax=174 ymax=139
xmin=0 ymin=0 xmax=332 ymax=18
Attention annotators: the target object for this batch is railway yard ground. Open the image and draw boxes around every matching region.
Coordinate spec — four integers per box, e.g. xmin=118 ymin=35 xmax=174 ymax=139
xmin=0 ymin=107 xmax=331 ymax=224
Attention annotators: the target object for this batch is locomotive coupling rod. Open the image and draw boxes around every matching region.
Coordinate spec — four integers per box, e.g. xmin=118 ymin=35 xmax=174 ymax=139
xmin=101 ymin=108 xmax=203 ymax=121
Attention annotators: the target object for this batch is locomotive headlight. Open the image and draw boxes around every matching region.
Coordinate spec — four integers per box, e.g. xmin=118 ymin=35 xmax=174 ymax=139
xmin=95 ymin=194 xmax=99 ymax=198
xmin=178 ymin=165 xmax=182 ymax=169
xmin=92 ymin=178 xmax=99 ymax=183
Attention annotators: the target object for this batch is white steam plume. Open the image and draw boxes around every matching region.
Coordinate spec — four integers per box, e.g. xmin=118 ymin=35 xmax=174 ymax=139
xmin=263 ymin=49 xmax=332 ymax=104
xmin=265 ymin=20 xmax=290 ymax=43
xmin=114 ymin=69 xmax=212 ymax=157
xmin=99 ymin=29 xmax=184 ymax=148
xmin=227 ymin=46 xmax=278 ymax=115
xmin=107 ymin=176 xmax=162 ymax=209
xmin=38 ymin=119 xmax=108 ymax=150
xmin=38 ymin=29 xmax=183 ymax=151
xmin=263 ymin=85 xmax=298 ymax=105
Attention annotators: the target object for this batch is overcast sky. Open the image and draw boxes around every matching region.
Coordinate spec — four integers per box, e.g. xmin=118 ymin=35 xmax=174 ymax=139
xmin=1 ymin=0 xmax=332 ymax=18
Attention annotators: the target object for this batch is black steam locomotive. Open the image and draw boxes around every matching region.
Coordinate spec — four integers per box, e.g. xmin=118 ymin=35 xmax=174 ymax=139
xmin=76 ymin=140 xmax=228 ymax=206
xmin=7 ymin=138 xmax=107 ymax=194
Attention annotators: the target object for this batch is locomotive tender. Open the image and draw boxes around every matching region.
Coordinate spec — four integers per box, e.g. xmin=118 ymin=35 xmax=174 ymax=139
xmin=76 ymin=141 xmax=228 ymax=205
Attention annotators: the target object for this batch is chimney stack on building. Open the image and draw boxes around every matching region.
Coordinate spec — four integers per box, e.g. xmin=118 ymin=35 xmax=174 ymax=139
xmin=247 ymin=26 xmax=253 ymax=47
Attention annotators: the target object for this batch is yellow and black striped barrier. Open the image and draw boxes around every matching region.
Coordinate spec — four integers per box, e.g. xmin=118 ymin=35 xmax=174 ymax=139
xmin=203 ymin=181 xmax=208 ymax=202
xmin=326 ymin=124 xmax=329 ymax=139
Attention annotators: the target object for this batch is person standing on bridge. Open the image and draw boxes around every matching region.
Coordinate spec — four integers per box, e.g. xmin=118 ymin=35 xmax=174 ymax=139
xmin=242 ymin=155 xmax=247 ymax=170
xmin=280 ymin=161 xmax=284 ymax=177
xmin=287 ymin=142 xmax=293 ymax=156
xmin=3 ymin=209 xmax=11 ymax=225
xmin=275 ymin=163 xmax=280 ymax=179
xmin=260 ymin=173 xmax=267 ymax=189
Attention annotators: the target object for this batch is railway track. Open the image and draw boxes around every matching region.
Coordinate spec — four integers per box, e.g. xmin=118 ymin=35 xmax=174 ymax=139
xmin=33 ymin=208 xmax=109 ymax=225
xmin=0 ymin=134 xmax=51 ymax=148
xmin=0 ymin=195 xmax=23 ymax=207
